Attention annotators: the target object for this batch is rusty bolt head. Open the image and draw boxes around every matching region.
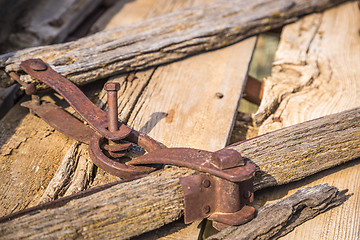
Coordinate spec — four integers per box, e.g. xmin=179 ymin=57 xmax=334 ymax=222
xmin=243 ymin=191 xmax=253 ymax=199
xmin=104 ymin=82 xmax=120 ymax=91
xmin=29 ymin=60 xmax=47 ymax=71
xmin=202 ymin=179 xmax=211 ymax=188
xmin=25 ymin=83 xmax=37 ymax=95
xmin=203 ymin=205 xmax=211 ymax=214
xmin=213 ymin=149 xmax=244 ymax=170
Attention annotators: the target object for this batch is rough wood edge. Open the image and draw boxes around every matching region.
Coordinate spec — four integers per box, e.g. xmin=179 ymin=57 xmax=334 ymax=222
xmin=231 ymin=107 xmax=360 ymax=191
xmin=208 ymin=184 xmax=349 ymax=240
xmin=0 ymin=0 xmax=349 ymax=88
xmin=0 ymin=107 xmax=358 ymax=239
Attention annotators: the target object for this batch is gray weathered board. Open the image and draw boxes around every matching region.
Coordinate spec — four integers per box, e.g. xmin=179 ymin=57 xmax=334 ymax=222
xmin=209 ymin=184 xmax=348 ymax=240
xmin=252 ymin=2 xmax=360 ymax=239
xmin=0 ymin=0 xmax=348 ymax=88
xmin=0 ymin=108 xmax=359 ymax=239
xmin=0 ymin=3 xmax=256 ymax=240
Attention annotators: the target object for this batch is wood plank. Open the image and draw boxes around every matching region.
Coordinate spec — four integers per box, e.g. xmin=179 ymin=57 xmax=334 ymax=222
xmin=0 ymin=108 xmax=358 ymax=239
xmin=255 ymin=1 xmax=360 ymax=132
xmin=0 ymin=0 xmax=218 ymax=217
xmin=0 ymin=2 xmax=256 ymax=240
xmin=1 ymin=0 xmax=228 ymax=217
xmin=89 ymin=2 xmax=256 ymax=238
xmin=0 ymin=96 xmax=77 ymax=216
xmin=250 ymin=2 xmax=360 ymax=239
xmin=0 ymin=0 xmax=102 ymax=53
xmin=0 ymin=0 xmax=348 ymax=89
xmin=209 ymin=184 xmax=348 ymax=240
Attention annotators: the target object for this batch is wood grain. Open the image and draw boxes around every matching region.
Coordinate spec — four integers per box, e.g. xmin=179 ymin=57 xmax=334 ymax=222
xmin=250 ymin=2 xmax=360 ymax=239
xmin=0 ymin=0 xmax=348 ymax=89
xmin=90 ymin=2 xmax=256 ymax=238
xmin=209 ymin=184 xmax=348 ymax=240
xmin=0 ymin=1 xmax=256 ymax=239
xmin=0 ymin=108 xmax=358 ymax=239
xmin=255 ymin=2 xmax=360 ymax=133
xmin=0 ymin=96 xmax=76 ymax=216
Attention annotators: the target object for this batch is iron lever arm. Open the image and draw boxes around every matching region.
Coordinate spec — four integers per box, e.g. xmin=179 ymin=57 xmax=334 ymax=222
xmin=20 ymin=59 xmax=131 ymax=141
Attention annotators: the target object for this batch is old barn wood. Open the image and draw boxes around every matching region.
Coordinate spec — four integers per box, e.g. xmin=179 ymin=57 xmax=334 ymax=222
xmin=252 ymin=2 xmax=360 ymax=239
xmin=0 ymin=0 xmax=348 ymax=89
xmin=0 ymin=108 xmax=359 ymax=239
xmin=209 ymin=184 xmax=348 ymax=240
xmin=0 ymin=2 xmax=257 ymax=239
xmin=0 ymin=0 xmax=359 ymax=239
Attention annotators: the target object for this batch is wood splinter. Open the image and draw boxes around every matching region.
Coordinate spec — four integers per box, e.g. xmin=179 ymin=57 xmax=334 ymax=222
xmin=209 ymin=184 xmax=349 ymax=240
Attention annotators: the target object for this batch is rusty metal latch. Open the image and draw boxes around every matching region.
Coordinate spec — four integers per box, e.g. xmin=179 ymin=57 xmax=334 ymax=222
xmin=18 ymin=58 xmax=256 ymax=230
xmin=129 ymin=148 xmax=256 ymax=230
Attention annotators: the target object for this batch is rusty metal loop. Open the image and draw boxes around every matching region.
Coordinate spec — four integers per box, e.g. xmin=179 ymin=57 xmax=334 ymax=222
xmin=89 ymin=129 xmax=163 ymax=179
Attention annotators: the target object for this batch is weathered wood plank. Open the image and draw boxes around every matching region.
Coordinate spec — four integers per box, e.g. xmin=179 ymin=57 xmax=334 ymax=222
xmin=2 ymin=0 xmax=242 ymax=218
xmin=231 ymin=107 xmax=360 ymax=191
xmin=260 ymin=158 xmax=360 ymax=240
xmin=0 ymin=3 xmax=256 ymax=240
xmin=0 ymin=108 xmax=358 ymax=239
xmin=0 ymin=0 xmax=102 ymax=53
xmin=89 ymin=2 xmax=256 ymax=238
xmin=0 ymin=0 xmax=348 ymax=89
xmin=249 ymin=2 xmax=360 ymax=239
xmin=255 ymin=1 xmax=360 ymax=132
xmin=0 ymin=96 xmax=77 ymax=216
xmin=208 ymin=184 xmax=348 ymax=240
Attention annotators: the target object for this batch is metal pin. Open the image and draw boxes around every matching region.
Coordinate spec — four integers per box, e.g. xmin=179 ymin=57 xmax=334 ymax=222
xmin=104 ymin=82 xmax=120 ymax=145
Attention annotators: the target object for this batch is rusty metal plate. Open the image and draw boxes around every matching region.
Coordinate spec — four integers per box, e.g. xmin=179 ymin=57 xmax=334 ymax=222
xmin=180 ymin=174 xmax=215 ymax=224
xmin=21 ymin=101 xmax=94 ymax=144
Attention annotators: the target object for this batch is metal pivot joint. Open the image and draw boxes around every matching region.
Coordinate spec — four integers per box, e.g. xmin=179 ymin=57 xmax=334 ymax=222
xmin=20 ymin=59 xmax=163 ymax=179
xmin=129 ymin=148 xmax=256 ymax=230
xmin=19 ymin=59 xmax=256 ymax=230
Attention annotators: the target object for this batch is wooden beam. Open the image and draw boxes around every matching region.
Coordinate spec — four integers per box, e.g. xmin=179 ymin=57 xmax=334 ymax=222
xmin=0 ymin=0 xmax=349 ymax=89
xmin=208 ymin=184 xmax=348 ymax=240
xmin=0 ymin=4 xmax=257 ymax=240
xmin=0 ymin=107 xmax=358 ymax=239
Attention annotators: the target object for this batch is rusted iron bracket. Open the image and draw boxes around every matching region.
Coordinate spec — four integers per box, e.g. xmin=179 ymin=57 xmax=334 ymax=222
xmin=130 ymin=148 xmax=256 ymax=230
xmin=20 ymin=59 xmax=163 ymax=178
xmin=19 ymin=58 xmax=256 ymax=229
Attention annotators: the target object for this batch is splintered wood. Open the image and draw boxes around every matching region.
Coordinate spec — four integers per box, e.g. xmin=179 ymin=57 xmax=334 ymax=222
xmin=0 ymin=0 xmax=256 ymax=239
xmin=252 ymin=2 xmax=360 ymax=240
xmin=209 ymin=184 xmax=348 ymax=240
xmin=0 ymin=0 xmax=347 ymax=88
xmin=255 ymin=1 xmax=360 ymax=133
xmin=0 ymin=108 xmax=358 ymax=239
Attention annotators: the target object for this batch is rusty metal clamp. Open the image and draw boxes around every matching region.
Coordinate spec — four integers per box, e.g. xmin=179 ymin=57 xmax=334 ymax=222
xmin=129 ymin=148 xmax=256 ymax=230
xmin=19 ymin=59 xmax=256 ymax=230
xmin=20 ymin=59 xmax=163 ymax=178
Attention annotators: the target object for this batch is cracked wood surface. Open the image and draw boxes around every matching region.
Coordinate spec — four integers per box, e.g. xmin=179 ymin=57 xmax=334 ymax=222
xmin=250 ymin=2 xmax=360 ymax=240
xmin=0 ymin=0 xmax=225 ymax=218
xmin=209 ymin=184 xmax=348 ymax=240
xmin=255 ymin=1 xmax=360 ymax=132
xmin=0 ymin=1 xmax=256 ymax=239
xmin=0 ymin=0 xmax=348 ymax=89
xmin=0 ymin=108 xmax=359 ymax=239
